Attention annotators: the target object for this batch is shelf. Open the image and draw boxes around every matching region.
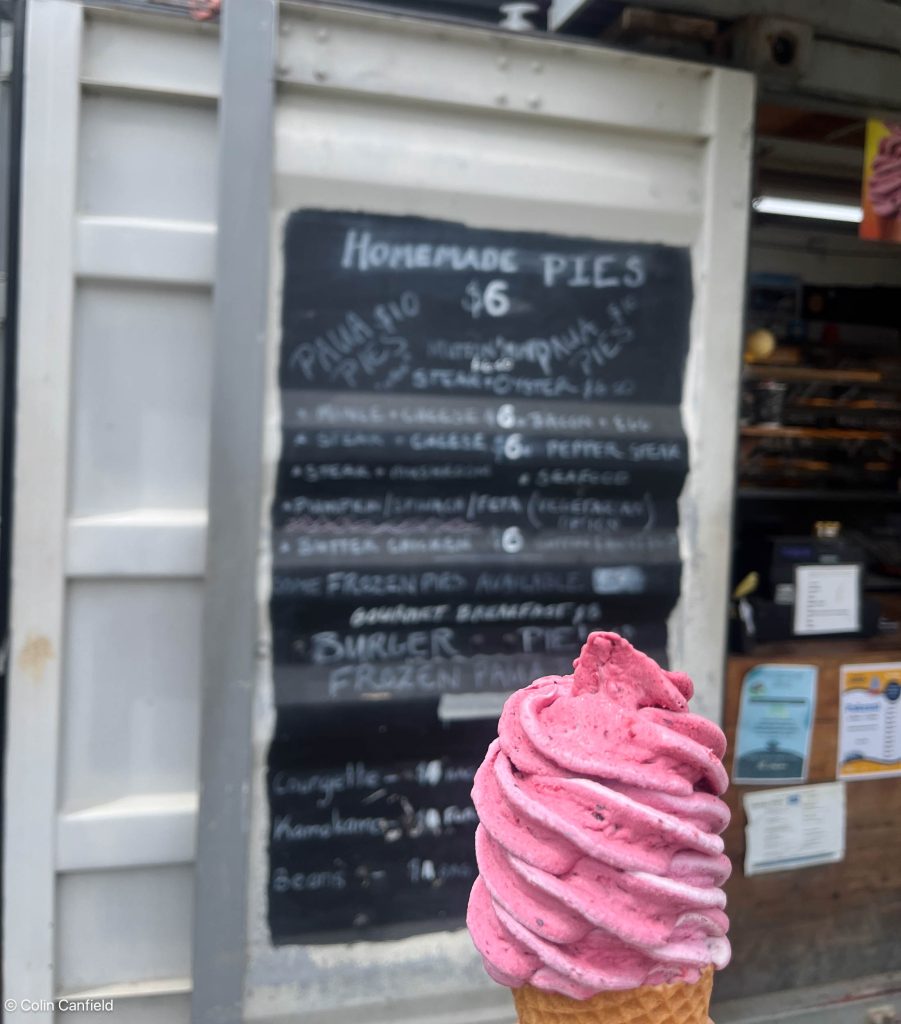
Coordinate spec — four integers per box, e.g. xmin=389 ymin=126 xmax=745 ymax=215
xmin=744 ymin=365 xmax=886 ymax=385
xmin=738 ymin=488 xmax=901 ymax=503
xmin=741 ymin=425 xmax=892 ymax=442
xmin=792 ymin=398 xmax=901 ymax=412
xmin=867 ymin=575 xmax=901 ymax=593
xmin=730 ymin=634 xmax=901 ymax=660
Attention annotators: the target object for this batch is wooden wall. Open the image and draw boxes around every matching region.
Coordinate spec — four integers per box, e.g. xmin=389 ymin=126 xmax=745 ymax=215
xmin=713 ymin=638 xmax=901 ymax=1003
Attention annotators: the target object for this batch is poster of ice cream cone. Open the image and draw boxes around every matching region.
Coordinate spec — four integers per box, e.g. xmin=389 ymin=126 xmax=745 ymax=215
xmin=860 ymin=119 xmax=901 ymax=243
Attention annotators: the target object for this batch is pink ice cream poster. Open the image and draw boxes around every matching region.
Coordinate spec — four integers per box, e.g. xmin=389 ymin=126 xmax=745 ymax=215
xmin=861 ymin=119 xmax=901 ymax=243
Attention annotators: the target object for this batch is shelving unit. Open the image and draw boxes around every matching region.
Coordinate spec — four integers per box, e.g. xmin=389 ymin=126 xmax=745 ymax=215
xmin=741 ymin=424 xmax=893 ymax=442
xmin=794 ymin=398 xmax=900 ymax=411
xmin=738 ymin=487 xmax=901 ymax=502
xmin=740 ymin=266 xmax=901 ymax=491
xmin=744 ymin=365 xmax=885 ymax=385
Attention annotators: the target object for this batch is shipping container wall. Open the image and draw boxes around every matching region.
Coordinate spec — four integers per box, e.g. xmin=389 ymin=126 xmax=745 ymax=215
xmin=237 ymin=5 xmax=754 ymax=1023
xmin=3 ymin=5 xmax=219 ymax=1022
xmin=3 ymin=3 xmax=753 ymax=1023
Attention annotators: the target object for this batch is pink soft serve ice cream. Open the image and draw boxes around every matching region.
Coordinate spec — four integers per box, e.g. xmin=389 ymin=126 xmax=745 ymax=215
xmin=467 ymin=631 xmax=731 ymax=1000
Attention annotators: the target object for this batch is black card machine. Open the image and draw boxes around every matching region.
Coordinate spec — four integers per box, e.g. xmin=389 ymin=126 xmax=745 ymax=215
xmin=745 ymin=534 xmax=875 ymax=643
xmin=769 ymin=535 xmax=866 ymax=587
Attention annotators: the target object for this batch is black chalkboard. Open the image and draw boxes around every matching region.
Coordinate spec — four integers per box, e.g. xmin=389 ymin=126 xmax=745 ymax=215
xmin=268 ymin=704 xmax=498 ymax=940
xmin=280 ymin=211 xmax=690 ymax=403
xmin=267 ymin=210 xmax=692 ymax=942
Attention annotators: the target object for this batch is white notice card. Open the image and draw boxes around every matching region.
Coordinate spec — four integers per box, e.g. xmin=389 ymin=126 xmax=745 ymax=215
xmin=793 ymin=563 xmax=861 ymax=635
xmin=743 ymin=782 xmax=846 ymax=876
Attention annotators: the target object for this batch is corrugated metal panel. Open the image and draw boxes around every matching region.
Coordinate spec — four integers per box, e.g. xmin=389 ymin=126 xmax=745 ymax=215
xmin=235 ymin=4 xmax=754 ymax=1021
xmin=749 ymin=225 xmax=901 ymax=286
xmin=3 ymin=4 xmax=218 ymax=1021
xmin=5 ymin=3 xmax=754 ymax=1022
xmin=551 ymin=0 xmax=901 ymax=54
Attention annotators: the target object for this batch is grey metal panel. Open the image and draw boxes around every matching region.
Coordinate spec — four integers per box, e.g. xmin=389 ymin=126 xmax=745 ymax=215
xmin=715 ymin=969 xmax=901 ymax=1024
xmin=0 ymin=17 xmax=11 ymax=310
xmin=551 ymin=0 xmax=901 ymax=51
xmin=749 ymin=224 xmax=901 ymax=287
xmin=551 ymin=0 xmax=901 ymax=115
xmin=793 ymin=36 xmax=901 ymax=114
xmin=756 ymin=136 xmax=865 ymax=182
xmin=191 ymin=0 xmax=276 ymax=1022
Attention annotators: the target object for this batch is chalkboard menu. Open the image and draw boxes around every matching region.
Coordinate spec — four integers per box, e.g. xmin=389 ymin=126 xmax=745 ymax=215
xmin=268 ymin=210 xmax=692 ymax=941
xmin=269 ymin=703 xmax=497 ymax=941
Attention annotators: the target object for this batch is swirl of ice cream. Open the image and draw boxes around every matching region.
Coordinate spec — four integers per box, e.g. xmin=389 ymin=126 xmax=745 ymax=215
xmin=467 ymin=631 xmax=731 ymax=1000
xmin=870 ymin=124 xmax=901 ymax=219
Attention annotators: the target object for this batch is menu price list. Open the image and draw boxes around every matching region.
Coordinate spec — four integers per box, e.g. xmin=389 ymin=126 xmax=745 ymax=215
xmin=266 ymin=209 xmax=693 ymax=940
xmin=267 ymin=703 xmax=497 ymax=941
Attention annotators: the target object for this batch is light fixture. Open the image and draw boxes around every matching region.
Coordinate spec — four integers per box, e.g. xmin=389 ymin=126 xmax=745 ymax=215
xmin=752 ymin=195 xmax=863 ymax=223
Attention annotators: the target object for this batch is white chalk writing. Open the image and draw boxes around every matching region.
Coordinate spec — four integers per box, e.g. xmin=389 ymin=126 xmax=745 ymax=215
xmin=271 ymin=867 xmax=346 ymax=892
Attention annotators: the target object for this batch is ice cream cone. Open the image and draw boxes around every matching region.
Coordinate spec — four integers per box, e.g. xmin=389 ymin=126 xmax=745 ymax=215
xmin=512 ymin=965 xmax=714 ymax=1024
xmin=467 ymin=634 xmax=730 ymax=1020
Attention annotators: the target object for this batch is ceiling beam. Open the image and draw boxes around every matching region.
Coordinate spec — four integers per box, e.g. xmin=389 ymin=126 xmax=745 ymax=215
xmin=550 ymin=0 xmax=901 ymax=53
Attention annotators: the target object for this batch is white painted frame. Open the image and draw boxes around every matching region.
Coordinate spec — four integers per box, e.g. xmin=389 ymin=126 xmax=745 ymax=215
xmin=3 ymin=1 xmax=82 ymax=1012
xmin=670 ymin=68 xmax=755 ymax=720
xmin=4 ymin=5 xmax=221 ymax=1020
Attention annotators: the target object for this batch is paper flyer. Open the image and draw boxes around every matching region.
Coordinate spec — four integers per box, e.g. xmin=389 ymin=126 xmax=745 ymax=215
xmin=860 ymin=119 xmax=901 ymax=244
xmin=743 ymin=782 xmax=845 ymax=876
xmin=793 ymin=563 xmax=861 ymax=636
xmin=838 ymin=663 xmax=901 ymax=780
xmin=733 ymin=664 xmax=817 ymax=784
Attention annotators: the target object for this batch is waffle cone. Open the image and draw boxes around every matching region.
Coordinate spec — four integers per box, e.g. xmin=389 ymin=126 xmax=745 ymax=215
xmin=512 ymin=966 xmax=714 ymax=1024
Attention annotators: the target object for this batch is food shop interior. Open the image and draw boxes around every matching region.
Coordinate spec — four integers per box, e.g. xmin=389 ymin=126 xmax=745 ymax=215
xmin=719 ymin=101 xmax=901 ymax=1015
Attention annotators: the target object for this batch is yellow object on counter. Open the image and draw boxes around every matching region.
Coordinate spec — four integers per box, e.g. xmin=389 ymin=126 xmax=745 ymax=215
xmin=744 ymin=328 xmax=776 ymax=363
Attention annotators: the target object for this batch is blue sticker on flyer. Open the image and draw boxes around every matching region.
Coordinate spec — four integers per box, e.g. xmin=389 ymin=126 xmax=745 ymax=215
xmin=733 ymin=664 xmax=817 ymax=784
